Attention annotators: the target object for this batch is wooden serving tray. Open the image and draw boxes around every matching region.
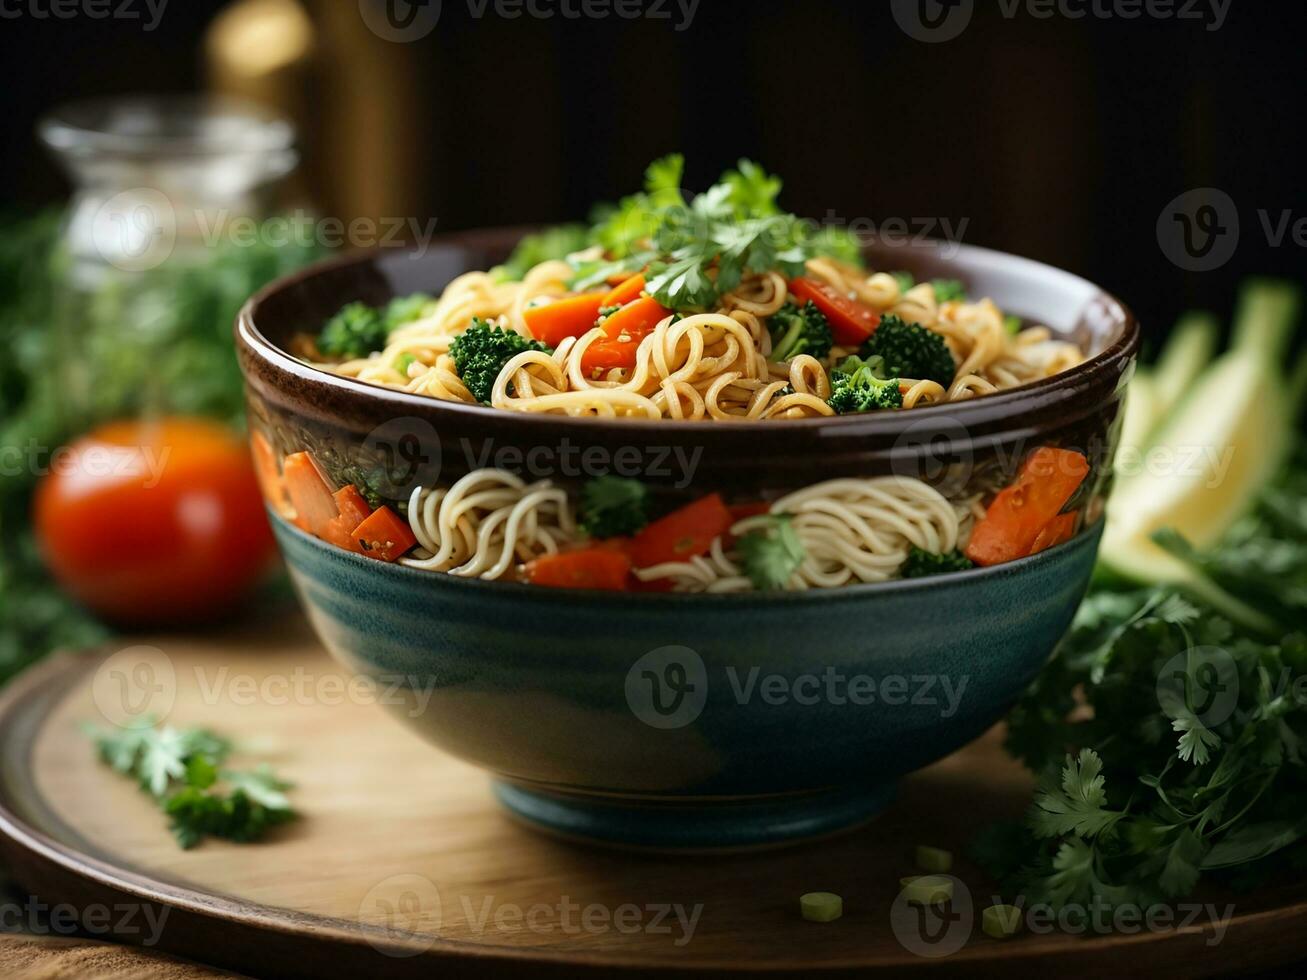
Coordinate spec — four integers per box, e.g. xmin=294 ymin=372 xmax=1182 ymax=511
xmin=1 ymin=621 xmax=1304 ymax=978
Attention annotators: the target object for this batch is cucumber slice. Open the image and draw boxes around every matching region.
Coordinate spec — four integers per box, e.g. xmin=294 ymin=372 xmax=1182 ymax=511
xmin=1101 ymin=282 xmax=1301 ymax=611
xmin=1151 ymin=312 xmax=1219 ymax=424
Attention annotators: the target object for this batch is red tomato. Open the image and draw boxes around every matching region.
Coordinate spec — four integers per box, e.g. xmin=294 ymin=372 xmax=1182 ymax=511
xmin=788 ymin=277 xmax=881 ymax=346
xmin=34 ymin=418 xmax=275 ymax=625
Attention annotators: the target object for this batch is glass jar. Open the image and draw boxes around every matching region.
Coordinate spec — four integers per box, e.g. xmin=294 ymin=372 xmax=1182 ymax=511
xmin=38 ymin=96 xmax=298 ymax=432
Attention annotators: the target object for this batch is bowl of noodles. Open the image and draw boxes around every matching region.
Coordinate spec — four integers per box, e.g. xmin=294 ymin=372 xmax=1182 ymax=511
xmin=235 ymin=159 xmax=1138 ymax=849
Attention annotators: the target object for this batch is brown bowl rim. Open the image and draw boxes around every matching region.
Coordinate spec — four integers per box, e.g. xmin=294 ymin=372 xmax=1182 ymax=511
xmin=236 ymin=231 xmax=1140 ymax=442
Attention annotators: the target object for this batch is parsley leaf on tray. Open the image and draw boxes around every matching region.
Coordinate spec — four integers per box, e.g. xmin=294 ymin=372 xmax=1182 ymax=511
xmin=87 ymin=718 xmax=297 ymax=849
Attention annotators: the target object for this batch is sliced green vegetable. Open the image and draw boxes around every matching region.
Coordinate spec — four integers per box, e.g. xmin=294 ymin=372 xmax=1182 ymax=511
xmin=799 ymin=891 xmax=843 ymax=922
xmin=982 ymin=904 xmax=1023 ymax=939
xmin=914 ymin=845 xmax=953 ymax=873
xmin=900 ymin=875 xmax=953 ymax=906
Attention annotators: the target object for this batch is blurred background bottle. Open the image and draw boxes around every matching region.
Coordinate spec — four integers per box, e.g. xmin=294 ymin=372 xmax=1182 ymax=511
xmin=38 ymin=96 xmax=300 ymax=432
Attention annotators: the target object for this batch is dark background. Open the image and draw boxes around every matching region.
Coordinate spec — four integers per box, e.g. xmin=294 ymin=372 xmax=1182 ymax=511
xmin=2 ymin=0 xmax=1304 ymax=349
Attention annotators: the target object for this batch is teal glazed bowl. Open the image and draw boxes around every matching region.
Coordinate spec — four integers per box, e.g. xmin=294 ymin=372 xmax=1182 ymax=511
xmin=236 ymin=232 xmax=1138 ymax=849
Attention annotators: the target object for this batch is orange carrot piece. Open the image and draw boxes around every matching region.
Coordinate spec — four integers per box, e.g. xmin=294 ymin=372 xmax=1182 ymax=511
xmin=283 ymin=452 xmax=337 ymax=537
xmin=580 ymin=295 xmax=672 ymax=374
xmin=333 ymin=485 xmax=372 ymax=528
xmin=250 ymin=430 xmax=292 ymax=519
xmin=353 ymin=506 xmax=417 ymax=562
xmin=601 ymin=273 xmax=647 ymax=308
xmin=1029 ymin=511 xmax=1079 ymax=556
xmin=966 ymin=448 xmax=1090 ymax=567
xmin=628 ymin=493 xmax=734 ymax=569
xmin=525 ymin=549 xmax=632 ymax=591
xmin=321 ymin=486 xmax=374 ymax=553
xmin=523 ymin=293 xmax=606 ymax=346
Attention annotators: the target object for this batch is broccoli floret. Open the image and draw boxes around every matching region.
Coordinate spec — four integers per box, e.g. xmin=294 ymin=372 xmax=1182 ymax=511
xmin=738 ymin=515 xmax=806 ymax=590
xmin=901 ymin=546 xmax=974 ymax=579
xmin=827 ymin=355 xmax=903 ymax=414
xmin=316 ymin=293 xmax=432 ymax=359
xmin=579 ymin=476 xmax=650 ymax=539
xmin=317 ymin=303 xmax=385 ymax=359
xmin=931 ymin=279 xmax=967 ymax=303
xmin=860 ymin=314 xmax=956 ymax=388
xmin=449 ymin=317 xmax=551 ymax=404
xmin=768 ymin=301 xmax=833 ymax=362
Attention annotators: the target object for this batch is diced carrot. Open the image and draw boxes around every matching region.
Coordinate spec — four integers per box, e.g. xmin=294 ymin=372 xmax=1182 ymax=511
xmin=333 ymin=485 xmax=372 ymax=528
xmin=788 ymin=277 xmax=881 ymax=346
xmin=628 ymin=493 xmax=733 ymax=569
xmin=353 ymin=506 xmax=417 ymax=562
xmin=321 ymin=486 xmax=374 ymax=553
xmin=283 ymin=452 xmax=337 ymax=537
xmin=250 ymin=429 xmax=292 ymax=519
xmin=1029 ymin=511 xmax=1079 ymax=556
xmin=601 ymin=273 xmax=647 ymax=308
xmin=523 ymin=293 xmax=606 ymax=346
xmin=581 ymin=295 xmax=672 ymax=374
xmin=966 ymin=448 xmax=1091 ymax=567
xmin=525 ymin=549 xmax=632 ymax=591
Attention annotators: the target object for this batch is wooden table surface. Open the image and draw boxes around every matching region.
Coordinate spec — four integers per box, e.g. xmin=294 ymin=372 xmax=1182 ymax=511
xmin=0 ymin=620 xmax=1305 ymax=978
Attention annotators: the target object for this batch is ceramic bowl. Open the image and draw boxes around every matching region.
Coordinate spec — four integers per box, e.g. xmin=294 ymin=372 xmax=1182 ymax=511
xmin=235 ymin=232 xmax=1138 ymax=849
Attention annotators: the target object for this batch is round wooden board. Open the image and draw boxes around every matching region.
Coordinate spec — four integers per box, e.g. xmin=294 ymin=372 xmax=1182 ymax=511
xmin=1 ymin=621 xmax=1305 ymax=979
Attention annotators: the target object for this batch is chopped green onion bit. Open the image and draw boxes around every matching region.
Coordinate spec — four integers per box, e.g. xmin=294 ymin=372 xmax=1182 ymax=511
xmin=914 ymin=845 xmax=953 ymax=873
xmin=983 ymin=904 xmax=1023 ymax=939
xmin=799 ymin=892 xmax=843 ymax=922
xmin=900 ymin=875 xmax=953 ymax=906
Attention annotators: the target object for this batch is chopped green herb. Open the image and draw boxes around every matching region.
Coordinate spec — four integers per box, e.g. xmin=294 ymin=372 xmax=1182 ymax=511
xmin=579 ymin=476 xmax=650 ymax=539
xmin=931 ymin=279 xmax=967 ymax=303
xmin=901 ymin=547 xmax=974 ymax=579
xmin=87 ymin=718 xmax=296 ymax=849
xmin=983 ymin=904 xmax=1023 ymax=939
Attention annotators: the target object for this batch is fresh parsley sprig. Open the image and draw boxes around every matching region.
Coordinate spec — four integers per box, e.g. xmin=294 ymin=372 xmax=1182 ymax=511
xmin=571 ymin=156 xmax=843 ymax=311
xmin=972 ymin=447 xmax=1307 ymax=912
xmin=87 ymin=718 xmax=297 ymax=849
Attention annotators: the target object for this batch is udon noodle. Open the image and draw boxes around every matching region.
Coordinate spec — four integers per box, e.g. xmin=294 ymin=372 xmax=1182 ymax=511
xmin=325 ymin=257 xmax=1084 ymax=421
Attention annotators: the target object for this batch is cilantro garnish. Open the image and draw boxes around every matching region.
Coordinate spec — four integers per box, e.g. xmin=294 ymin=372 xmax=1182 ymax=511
xmin=87 ymin=718 xmax=297 ymax=849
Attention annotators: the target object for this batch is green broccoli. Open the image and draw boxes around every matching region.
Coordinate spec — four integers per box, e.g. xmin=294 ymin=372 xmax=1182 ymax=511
xmin=767 ymin=301 xmax=833 ymax=362
xmin=579 ymin=476 xmax=650 ymax=539
xmin=931 ymin=279 xmax=967 ymax=303
xmin=738 ymin=515 xmax=806 ymax=590
xmin=449 ymin=317 xmax=551 ymax=404
xmin=827 ymin=355 xmax=903 ymax=414
xmin=316 ymin=293 xmax=432 ymax=359
xmin=860 ymin=314 xmax=956 ymax=388
xmin=901 ymin=546 xmax=974 ymax=579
